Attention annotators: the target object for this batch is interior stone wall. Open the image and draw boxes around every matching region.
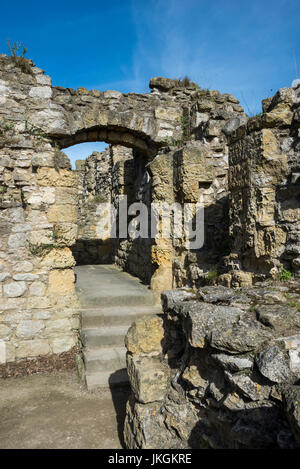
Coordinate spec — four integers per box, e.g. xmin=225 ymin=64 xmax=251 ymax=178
xmin=72 ymin=149 xmax=113 ymax=265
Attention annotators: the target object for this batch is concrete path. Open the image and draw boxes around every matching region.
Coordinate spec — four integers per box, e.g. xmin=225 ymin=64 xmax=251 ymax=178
xmin=75 ymin=265 xmax=161 ymax=389
xmin=0 ymin=370 xmax=130 ymax=449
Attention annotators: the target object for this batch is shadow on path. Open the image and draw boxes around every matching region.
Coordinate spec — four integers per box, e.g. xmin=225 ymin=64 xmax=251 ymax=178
xmin=109 ymin=370 xmax=131 ymax=448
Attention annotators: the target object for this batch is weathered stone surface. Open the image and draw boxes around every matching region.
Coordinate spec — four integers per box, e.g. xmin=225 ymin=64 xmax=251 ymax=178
xmin=282 ymin=385 xmax=300 ymax=445
xmin=255 ymin=343 xmax=297 ymax=384
xmin=40 ymin=248 xmax=75 ymax=269
xmin=16 ymin=320 xmax=45 ymax=339
xmin=16 ymin=340 xmax=51 ymax=358
xmin=127 ymin=354 xmax=170 ymax=403
xmin=256 ymin=304 xmax=300 ymax=331
xmin=4 ymin=281 xmax=27 ymax=298
xmin=210 ymin=318 xmax=272 ymax=354
xmin=48 ymin=269 xmax=75 ymax=294
xmin=125 ymin=281 xmax=300 ymax=449
xmin=125 ymin=316 xmax=164 ymax=356
xmin=212 ymin=353 xmax=253 ymax=372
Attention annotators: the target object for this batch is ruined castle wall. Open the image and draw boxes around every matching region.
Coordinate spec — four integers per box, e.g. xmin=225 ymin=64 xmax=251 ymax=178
xmin=112 ymin=146 xmax=154 ymax=284
xmin=147 ymin=87 xmax=246 ymax=292
xmin=0 ymin=57 xmax=80 ymax=366
xmin=228 ymin=85 xmax=300 ymax=281
xmin=0 ymin=55 xmax=187 ymax=366
xmin=124 ymin=284 xmax=300 ymax=449
xmin=72 ymin=149 xmax=113 ymax=265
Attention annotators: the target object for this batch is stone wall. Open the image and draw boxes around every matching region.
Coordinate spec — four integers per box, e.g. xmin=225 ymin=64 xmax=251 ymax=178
xmin=0 ymin=54 xmax=187 ymax=366
xmin=72 ymin=149 xmax=113 ymax=265
xmin=227 ymin=85 xmax=300 ymax=283
xmin=124 ymin=281 xmax=300 ymax=449
xmin=1 ymin=48 xmax=299 ymax=378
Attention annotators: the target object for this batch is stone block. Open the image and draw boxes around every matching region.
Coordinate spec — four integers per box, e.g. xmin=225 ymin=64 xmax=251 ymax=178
xmin=127 ymin=354 xmax=170 ymax=403
xmin=48 ymin=269 xmax=75 ymax=294
xmin=4 ymin=281 xmax=27 ymax=298
xmin=125 ymin=316 xmax=164 ymax=356
xmin=16 ymin=340 xmax=51 ymax=358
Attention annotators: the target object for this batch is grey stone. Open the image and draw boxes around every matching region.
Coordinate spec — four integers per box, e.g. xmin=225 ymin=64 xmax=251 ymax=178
xmin=29 ymin=281 xmax=46 ymax=296
xmin=103 ymin=90 xmax=122 ymax=99
xmin=16 ymin=320 xmax=44 ymax=339
xmin=178 ymin=301 xmax=244 ymax=348
xmin=127 ymin=354 xmax=170 ymax=404
xmin=0 ymin=273 xmax=11 ymax=282
xmin=8 ymin=233 xmax=28 ymax=249
xmin=222 ymin=116 xmax=247 ymax=135
xmin=210 ymin=317 xmax=272 ymax=354
xmin=225 ymin=371 xmax=270 ymax=401
xmin=212 ymin=353 xmax=253 ymax=372
xmin=255 ymin=345 xmax=293 ymax=383
xmin=13 ymin=273 xmax=39 ymax=281
xmin=4 ymin=281 xmax=27 ymax=298
xmin=256 ymin=304 xmax=300 ymax=331
xmin=282 ymin=385 xmax=300 ymax=445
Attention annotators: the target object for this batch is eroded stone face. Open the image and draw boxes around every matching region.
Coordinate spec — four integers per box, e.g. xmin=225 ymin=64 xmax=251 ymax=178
xmin=124 ymin=282 xmax=300 ymax=449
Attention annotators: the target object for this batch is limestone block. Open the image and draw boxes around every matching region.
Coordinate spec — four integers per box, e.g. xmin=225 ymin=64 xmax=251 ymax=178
xmin=16 ymin=340 xmax=51 ymax=358
xmin=16 ymin=320 xmax=45 ymax=339
xmin=125 ymin=316 xmax=164 ymax=356
xmin=29 ymin=229 xmax=53 ymax=246
xmin=27 ymin=297 xmax=52 ymax=309
xmin=37 ymin=168 xmax=77 ymax=187
xmin=0 ymin=324 xmax=12 ymax=340
xmin=13 ymin=273 xmax=39 ymax=281
xmin=27 ymin=187 xmax=55 ymax=206
xmin=264 ymin=104 xmax=294 ymax=127
xmin=127 ymin=354 xmax=170 ymax=403
xmin=0 ymin=273 xmax=11 ymax=281
xmin=154 ymin=107 xmax=182 ymax=122
xmin=150 ymin=265 xmax=173 ymax=294
xmin=50 ymin=334 xmax=77 ymax=354
xmin=55 ymin=187 xmax=78 ymax=205
xmin=45 ymin=318 xmax=71 ymax=333
xmin=52 ymin=223 xmax=78 ymax=246
xmin=8 ymin=233 xmax=28 ymax=249
xmin=29 ymin=86 xmax=52 ymax=99
xmin=48 ymin=204 xmax=77 ymax=223
xmin=29 ymin=281 xmax=46 ymax=296
xmin=4 ymin=281 xmax=27 ymax=298
xmin=48 ymin=269 xmax=75 ymax=294
xmin=40 ymin=248 xmax=75 ymax=269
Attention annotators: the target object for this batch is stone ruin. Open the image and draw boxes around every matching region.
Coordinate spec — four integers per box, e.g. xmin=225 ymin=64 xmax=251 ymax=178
xmin=0 ymin=53 xmax=299 ymax=448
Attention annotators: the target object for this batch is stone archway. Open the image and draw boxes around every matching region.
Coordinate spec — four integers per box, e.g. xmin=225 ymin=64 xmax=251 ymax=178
xmin=0 ymin=54 xmax=248 ymax=368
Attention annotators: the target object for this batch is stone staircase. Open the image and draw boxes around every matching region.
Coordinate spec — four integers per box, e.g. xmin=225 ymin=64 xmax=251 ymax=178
xmin=75 ymin=264 xmax=161 ymax=390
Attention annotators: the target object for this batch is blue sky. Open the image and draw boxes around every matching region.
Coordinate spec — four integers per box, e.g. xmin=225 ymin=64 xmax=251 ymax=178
xmin=1 ymin=0 xmax=299 ymax=167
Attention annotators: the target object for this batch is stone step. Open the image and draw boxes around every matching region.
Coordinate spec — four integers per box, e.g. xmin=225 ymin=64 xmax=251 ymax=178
xmin=77 ymin=292 xmax=156 ymax=308
xmin=81 ymin=305 xmax=162 ymax=328
xmin=81 ymin=325 xmax=130 ymax=348
xmin=85 ymin=368 xmax=129 ymax=390
xmin=76 ymin=265 xmax=158 ymax=390
xmin=83 ymin=346 xmax=127 ymax=373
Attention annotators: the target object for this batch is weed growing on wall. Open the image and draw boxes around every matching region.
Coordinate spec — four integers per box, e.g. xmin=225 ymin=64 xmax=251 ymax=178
xmin=7 ymin=39 xmax=33 ymax=74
